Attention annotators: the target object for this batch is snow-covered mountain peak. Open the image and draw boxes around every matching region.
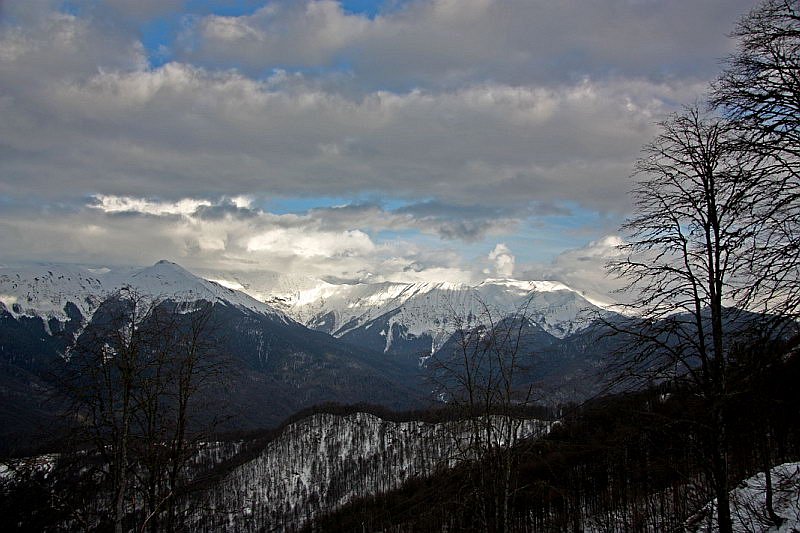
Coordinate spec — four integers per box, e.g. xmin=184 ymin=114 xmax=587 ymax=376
xmin=405 ymin=280 xmax=471 ymax=292
xmin=130 ymin=260 xmax=199 ymax=287
xmin=479 ymin=278 xmax=617 ymax=312
xmin=124 ymin=261 xmax=288 ymax=320
xmin=343 ymin=281 xmax=470 ymax=309
xmin=0 ymin=261 xmax=288 ymax=327
xmin=0 ymin=259 xmax=611 ymax=352
xmin=259 ymin=275 xmax=611 ymax=356
xmin=479 ymin=279 xmax=571 ymax=293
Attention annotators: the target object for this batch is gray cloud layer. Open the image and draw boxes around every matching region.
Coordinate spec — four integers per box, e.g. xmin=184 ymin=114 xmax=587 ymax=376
xmin=0 ymin=56 xmax=701 ymax=211
xmin=0 ymin=0 xmax=760 ymax=296
xmin=181 ymin=0 xmax=752 ymax=88
xmin=0 ymin=0 xmax=748 ymax=211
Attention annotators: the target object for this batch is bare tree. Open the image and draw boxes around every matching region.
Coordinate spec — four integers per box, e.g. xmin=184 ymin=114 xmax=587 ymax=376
xmin=608 ymin=4 xmax=800 ymax=517
xmin=431 ymin=297 xmax=541 ymax=533
xmin=62 ymin=288 xmax=223 ymax=532
xmin=712 ymin=0 xmax=800 ymax=321
xmin=64 ymin=289 xmax=155 ymax=533
xmin=162 ymin=300 xmax=222 ymax=532
xmin=708 ymin=4 xmax=800 ymax=525
xmin=608 ymin=107 xmax=761 ymax=533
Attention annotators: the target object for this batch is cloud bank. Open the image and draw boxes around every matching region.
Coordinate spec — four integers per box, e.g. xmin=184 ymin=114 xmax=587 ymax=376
xmin=0 ymin=0 xmax=759 ymax=298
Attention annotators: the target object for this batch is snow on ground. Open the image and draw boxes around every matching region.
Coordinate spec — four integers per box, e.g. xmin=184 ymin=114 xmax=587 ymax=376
xmin=687 ymin=462 xmax=800 ymax=533
xmin=0 ymin=454 xmax=59 ymax=483
xmin=194 ymin=412 xmax=551 ymax=532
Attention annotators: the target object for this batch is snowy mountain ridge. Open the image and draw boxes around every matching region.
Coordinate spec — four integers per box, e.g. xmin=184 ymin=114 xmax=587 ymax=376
xmin=258 ymin=276 xmax=612 ymax=355
xmin=0 ymin=259 xmax=613 ymax=355
xmin=0 ymin=260 xmax=288 ymax=326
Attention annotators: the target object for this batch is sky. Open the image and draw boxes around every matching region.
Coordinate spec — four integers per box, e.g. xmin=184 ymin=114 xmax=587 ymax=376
xmin=0 ymin=0 xmax=759 ymax=301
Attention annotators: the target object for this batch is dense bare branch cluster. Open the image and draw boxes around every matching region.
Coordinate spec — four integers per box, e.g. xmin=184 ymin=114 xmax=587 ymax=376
xmin=713 ymin=0 xmax=800 ymax=320
xmin=608 ymin=3 xmax=800 ymax=532
xmin=61 ymin=288 xmax=224 ymax=532
xmin=430 ymin=298 xmax=542 ymax=533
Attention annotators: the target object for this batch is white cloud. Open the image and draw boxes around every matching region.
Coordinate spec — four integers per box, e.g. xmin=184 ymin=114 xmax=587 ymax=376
xmin=183 ymin=1 xmax=369 ymax=67
xmin=520 ymin=235 xmax=628 ymax=304
xmin=93 ymin=195 xmax=212 ymax=216
xmin=246 ymin=228 xmax=376 ymax=258
xmin=488 ymin=243 xmax=515 ymax=278
xmin=0 ymin=196 xmax=482 ymax=284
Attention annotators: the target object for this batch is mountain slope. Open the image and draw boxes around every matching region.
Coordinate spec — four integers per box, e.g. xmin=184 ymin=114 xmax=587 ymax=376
xmin=191 ymin=410 xmax=549 ymax=531
xmin=0 ymin=264 xmax=107 ymax=326
xmin=0 ymin=261 xmax=427 ymax=449
xmin=0 ymin=260 xmax=622 ymax=449
xmin=0 ymin=260 xmax=287 ymax=326
xmin=124 ymin=260 xmax=288 ymax=320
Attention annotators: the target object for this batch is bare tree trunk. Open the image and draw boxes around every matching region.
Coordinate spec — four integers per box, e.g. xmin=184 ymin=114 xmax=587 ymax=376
xmin=711 ymin=404 xmax=732 ymax=533
xmin=763 ymin=430 xmax=782 ymax=526
xmin=115 ymin=402 xmax=131 ymax=533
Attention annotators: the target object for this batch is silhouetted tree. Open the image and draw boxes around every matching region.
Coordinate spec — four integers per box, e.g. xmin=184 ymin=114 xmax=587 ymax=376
xmin=712 ymin=0 xmax=800 ymax=322
xmin=62 ymin=288 xmax=223 ymax=532
xmin=608 ymin=107 xmax=761 ymax=533
xmin=431 ymin=298 xmax=541 ymax=533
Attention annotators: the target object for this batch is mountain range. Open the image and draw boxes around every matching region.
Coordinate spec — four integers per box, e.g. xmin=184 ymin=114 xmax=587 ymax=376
xmin=0 ymin=260 xmax=619 ymax=450
xmin=203 ymin=271 xmax=615 ymax=359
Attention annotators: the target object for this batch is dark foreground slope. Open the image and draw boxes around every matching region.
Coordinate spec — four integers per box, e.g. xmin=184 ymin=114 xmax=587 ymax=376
xmin=3 ymin=346 xmax=796 ymax=532
xmin=0 ymin=403 xmax=551 ymax=532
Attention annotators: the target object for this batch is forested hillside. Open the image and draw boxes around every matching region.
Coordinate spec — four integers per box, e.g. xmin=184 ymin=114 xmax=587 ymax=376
xmin=0 ymin=405 xmax=551 ymax=532
xmin=310 ymin=351 xmax=800 ymax=532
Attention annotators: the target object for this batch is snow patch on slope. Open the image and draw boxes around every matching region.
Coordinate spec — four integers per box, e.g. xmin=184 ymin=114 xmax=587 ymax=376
xmin=687 ymin=462 xmax=800 ymax=532
xmin=0 ymin=264 xmax=106 ymax=321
